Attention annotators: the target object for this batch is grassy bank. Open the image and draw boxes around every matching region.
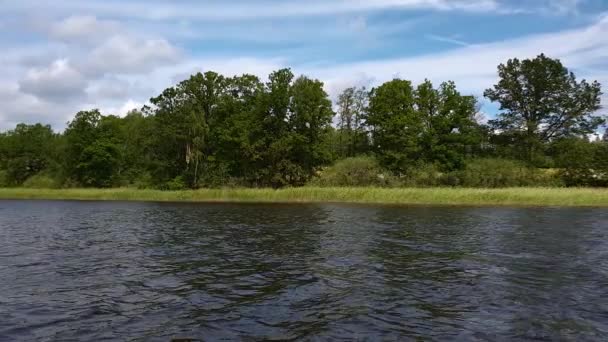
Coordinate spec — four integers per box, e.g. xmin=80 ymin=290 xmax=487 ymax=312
xmin=0 ymin=187 xmax=607 ymax=207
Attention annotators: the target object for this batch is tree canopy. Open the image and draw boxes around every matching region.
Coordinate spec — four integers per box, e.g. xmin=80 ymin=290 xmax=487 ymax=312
xmin=484 ymin=53 xmax=604 ymax=160
xmin=0 ymin=54 xmax=605 ymax=188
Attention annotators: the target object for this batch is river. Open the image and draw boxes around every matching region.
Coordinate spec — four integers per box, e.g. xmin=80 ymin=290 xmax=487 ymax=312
xmin=1 ymin=200 xmax=607 ymax=341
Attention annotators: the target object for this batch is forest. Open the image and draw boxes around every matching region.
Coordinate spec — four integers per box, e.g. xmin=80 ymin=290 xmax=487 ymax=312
xmin=1 ymin=54 xmax=606 ymax=190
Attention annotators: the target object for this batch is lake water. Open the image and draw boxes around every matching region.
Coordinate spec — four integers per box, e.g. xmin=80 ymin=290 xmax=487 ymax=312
xmin=1 ymin=200 xmax=607 ymax=341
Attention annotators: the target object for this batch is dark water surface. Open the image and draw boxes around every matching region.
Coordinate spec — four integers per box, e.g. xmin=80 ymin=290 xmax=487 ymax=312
xmin=1 ymin=200 xmax=607 ymax=341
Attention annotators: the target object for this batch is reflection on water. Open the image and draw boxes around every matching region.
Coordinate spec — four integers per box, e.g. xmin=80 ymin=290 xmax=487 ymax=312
xmin=0 ymin=200 xmax=607 ymax=340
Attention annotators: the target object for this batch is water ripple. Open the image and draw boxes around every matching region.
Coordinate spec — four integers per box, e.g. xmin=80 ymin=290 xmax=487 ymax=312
xmin=0 ymin=201 xmax=607 ymax=341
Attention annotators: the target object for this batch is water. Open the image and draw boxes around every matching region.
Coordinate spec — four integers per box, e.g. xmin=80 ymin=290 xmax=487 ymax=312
xmin=1 ymin=200 xmax=607 ymax=341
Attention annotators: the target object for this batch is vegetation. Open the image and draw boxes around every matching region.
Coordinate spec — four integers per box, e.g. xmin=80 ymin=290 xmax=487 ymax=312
xmin=0 ymin=187 xmax=607 ymax=207
xmin=0 ymin=54 xmax=605 ymax=193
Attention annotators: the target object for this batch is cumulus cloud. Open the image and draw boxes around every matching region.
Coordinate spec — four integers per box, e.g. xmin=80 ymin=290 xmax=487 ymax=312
xmin=18 ymin=59 xmax=87 ymax=101
xmin=0 ymin=83 xmax=74 ymax=128
xmin=84 ymin=35 xmax=180 ymax=75
xmin=0 ymin=0 xmax=606 ymax=131
xmin=310 ymin=14 xmax=608 ymax=96
xmin=86 ymin=77 xmax=154 ymax=103
xmin=49 ymin=15 xmax=120 ymax=43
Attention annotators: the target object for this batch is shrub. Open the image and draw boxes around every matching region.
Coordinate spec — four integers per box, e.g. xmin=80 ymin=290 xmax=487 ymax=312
xmin=554 ymin=140 xmax=608 ymax=187
xmin=133 ymin=172 xmax=154 ymax=189
xmin=0 ymin=170 xmax=8 ymax=187
xmin=450 ymin=158 xmax=558 ymax=188
xmin=310 ymin=156 xmax=391 ymax=187
xmin=163 ymin=176 xmax=187 ymax=190
xmin=22 ymin=173 xmax=61 ymax=189
xmin=401 ymin=163 xmax=444 ymax=187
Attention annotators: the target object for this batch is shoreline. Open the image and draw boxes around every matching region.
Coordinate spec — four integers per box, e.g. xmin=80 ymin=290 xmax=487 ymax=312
xmin=0 ymin=187 xmax=607 ymax=207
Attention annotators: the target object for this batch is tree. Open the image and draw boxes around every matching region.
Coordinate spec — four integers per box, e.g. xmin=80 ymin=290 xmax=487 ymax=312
xmin=366 ymin=79 xmax=423 ymax=173
xmin=205 ymin=74 xmax=264 ymax=186
xmin=253 ymin=68 xmax=296 ymax=187
xmin=415 ymin=80 xmax=483 ymax=170
xmin=484 ymin=54 xmax=604 ymax=161
xmin=146 ymin=71 xmax=227 ymax=188
xmin=0 ymin=123 xmax=57 ymax=185
xmin=336 ymin=86 xmax=369 ymax=157
xmin=289 ymin=76 xmax=335 ymax=181
xmin=552 ymin=138 xmax=608 ymax=187
xmin=65 ymin=109 xmax=122 ymax=187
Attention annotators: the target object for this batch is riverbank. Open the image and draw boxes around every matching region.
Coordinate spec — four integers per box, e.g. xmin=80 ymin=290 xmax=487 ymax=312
xmin=0 ymin=187 xmax=607 ymax=206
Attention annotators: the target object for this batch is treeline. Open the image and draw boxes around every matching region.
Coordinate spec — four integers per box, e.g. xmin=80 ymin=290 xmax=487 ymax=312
xmin=0 ymin=54 xmax=606 ymax=189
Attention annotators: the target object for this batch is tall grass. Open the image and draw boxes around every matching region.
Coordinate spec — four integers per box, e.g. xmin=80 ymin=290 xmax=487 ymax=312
xmin=0 ymin=187 xmax=607 ymax=206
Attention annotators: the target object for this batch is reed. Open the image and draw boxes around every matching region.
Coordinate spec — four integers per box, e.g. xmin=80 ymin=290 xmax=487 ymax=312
xmin=1 ymin=187 xmax=607 ymax=207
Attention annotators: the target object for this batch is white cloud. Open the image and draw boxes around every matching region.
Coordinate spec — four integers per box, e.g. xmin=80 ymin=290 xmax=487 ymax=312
xmin=84 ymin=35 xmax=180 ymax=76
xmin=1 ymin=1 xmax=606 ymax=131
xmin=0 ymin=82 xmax=74 ymax=128
xmin=49 ymin=15 xmax=120 ymax=43
xmin=18 ymin=59 xmax=87 ymax=101
xmin=5 ymin=0 xmax=505 ymax=21
xmin=426 ymin=34 xmax=470 ymax=47
xmin=309 ymin=14 xmax=608 ymax=97
xmin=99 ymin=99 xmax=145 ymax=117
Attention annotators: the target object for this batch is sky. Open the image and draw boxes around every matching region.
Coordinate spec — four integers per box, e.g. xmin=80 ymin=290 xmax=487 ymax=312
xmin=1 ymin=0 xmax=608 ymax=130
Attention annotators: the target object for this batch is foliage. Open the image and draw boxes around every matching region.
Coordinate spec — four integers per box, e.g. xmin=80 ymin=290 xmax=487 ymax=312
xmin=367 ymin=79 xmax=422 ymax=173
xmin=22 ymin=173 xmax=61 ymax=189
xmin=309 ymin=156 xmax=391 ymax=187
xmin=163 ymin=176 xmax=187 ymax=190
xmin=367 ymin=79 xmax=483 ymax=173
xmin=449 ymin=158 xmax=558 ymax=188
xmin=336 ymin=86 xmax=370 ymax=158
xmin=552 ymin=138 xmax=608 ymax=187
xmin=400 ymin=163 xmax=445 ymax=187
xmin=0 ymin=170 xmax=7 ymax=187
xmin=0 ymin=123 xmax=58 ymax=185
xmin=0 ymin=55 xmax=605 ymax=189
xmin=485 ymin=54 xmax=604 ymax=160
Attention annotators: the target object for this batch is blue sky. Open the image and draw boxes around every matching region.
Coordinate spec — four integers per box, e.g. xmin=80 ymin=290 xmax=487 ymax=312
xmin=1 ymin=0 xmax=607 ymax=130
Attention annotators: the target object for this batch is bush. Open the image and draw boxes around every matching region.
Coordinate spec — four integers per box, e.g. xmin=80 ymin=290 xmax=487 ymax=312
xmin=401 ymin=163 xmax=444 ymax=187
xmin=22 ymin=173 xmax=61 ymax=189
xmin=449 ymin=158 xmax=558 ymax=188
xmin=310 ymin=156 xmax=392 ymax=187
xmin=162 ymin=176 xmax=187 ymax=190
xmin=133 ymin=172 xmax=154 ymax=189
xmin=553 ymin=139 xmax=608 ymax=187
xmin=0 ymin=170 xmax=8 ymax=187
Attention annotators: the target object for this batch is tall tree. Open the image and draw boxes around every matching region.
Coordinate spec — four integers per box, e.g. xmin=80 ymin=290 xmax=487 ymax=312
xmin=289 ymin=76 xmax=334 ymax=181
xmin=64 ymin=110 xmax=123 ymax=187
xmin=366 ymin=79 xmax=423 ymax=173
xmin=416 ymin=80 xmax=483 ymax=170
xmin=484 ymin=54 xmax=604 ymax=160
xmin=253 ymin=68 xmax=296 ymax=187
xmin=336 ymin=86 xmax=368 ymax=157
xmin=147 ymin=71 xmax=227 ymax=187
xmin=0 ymin=123 xmax=57 ymax=185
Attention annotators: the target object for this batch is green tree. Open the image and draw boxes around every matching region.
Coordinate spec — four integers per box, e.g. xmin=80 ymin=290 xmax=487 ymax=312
xmin=148 ymin=71 xmax=227 ymax=188
xmin=252 ymin=68 xmax=296 ymax=187
xmin=0 ymin=123 xmax=58 ymax=185
xmin=65 ymin=109 xmax=122 ymax=187
xmin=206 ymin=74 xmax=264 ymax=186
xmin=366 ymin=79 xmax=423 ymax=173
xmin=289 ymin=76 xmax=335 ymax=181
xmin=76 ymin=140 xmax=121 ymax=187
xmin=484 ymin=54 xmax=604 ymax=161
xmin=336 ymin=86 xmax=369 ymax=157
xmin=552 ymin=138 xmax=608 ymax=186
xmin=416 ymin=80 xmax=483 ymax=170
